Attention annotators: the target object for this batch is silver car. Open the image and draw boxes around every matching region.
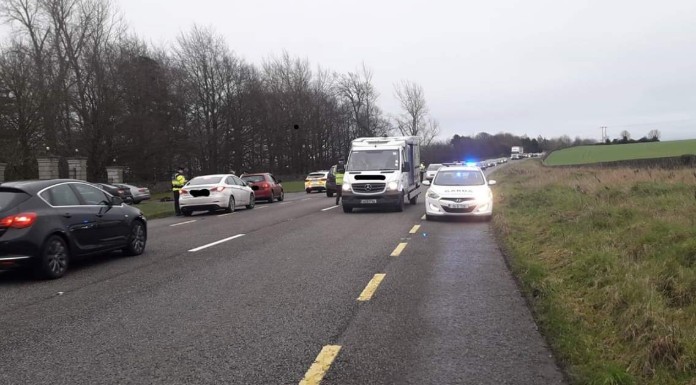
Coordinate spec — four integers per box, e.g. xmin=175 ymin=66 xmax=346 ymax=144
xmin=424 ymin=163 xmax=443 ymax=181
xmin=179 ymin=174 xmax=255 ymax=216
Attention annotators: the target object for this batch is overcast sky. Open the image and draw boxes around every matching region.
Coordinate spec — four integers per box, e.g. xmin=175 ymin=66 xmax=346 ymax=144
xmin=115 ymin=0 xmax=695 ymax=141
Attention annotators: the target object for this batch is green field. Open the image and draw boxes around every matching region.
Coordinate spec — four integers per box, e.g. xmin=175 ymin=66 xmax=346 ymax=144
xmin=544 ymin=139 xmax=696 ymax=166
xmin=491 ymin=161 xmax=696 ymax=384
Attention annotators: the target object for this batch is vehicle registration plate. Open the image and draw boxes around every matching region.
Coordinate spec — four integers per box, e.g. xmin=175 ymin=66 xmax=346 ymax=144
xmin=361 ymin=199 xmax=377 ymax=204
xmin=451 ymin=203 xmax=469 ymax=209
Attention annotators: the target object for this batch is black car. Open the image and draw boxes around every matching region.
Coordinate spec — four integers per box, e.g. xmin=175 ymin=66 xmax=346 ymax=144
xmin=0 ymin=179 xmax=147 ymax=279
xmin=95 ymin=183 xmax=134 ymax=204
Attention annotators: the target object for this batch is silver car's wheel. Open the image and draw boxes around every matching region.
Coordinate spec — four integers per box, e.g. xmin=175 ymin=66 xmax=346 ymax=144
xmin=246 ymin=194 xmax=255 ymax=209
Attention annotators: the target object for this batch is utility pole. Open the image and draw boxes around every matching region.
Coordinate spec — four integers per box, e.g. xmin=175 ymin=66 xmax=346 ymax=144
xmin=600 ymin=126 xmax=608 ymax=142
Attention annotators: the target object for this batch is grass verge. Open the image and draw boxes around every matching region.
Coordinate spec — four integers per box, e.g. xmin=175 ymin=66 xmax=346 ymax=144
xmin=491 ymin=160 xmax=696 ymax=385
xmin=544 ymin=139 xmax=696 ymax=166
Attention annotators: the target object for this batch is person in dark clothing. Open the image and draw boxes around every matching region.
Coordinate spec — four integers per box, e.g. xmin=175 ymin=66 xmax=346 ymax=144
xmin=335 ymin=161 xmax=345 ymax=205
xmin=171 ymin=167 xmax=187 ymax=216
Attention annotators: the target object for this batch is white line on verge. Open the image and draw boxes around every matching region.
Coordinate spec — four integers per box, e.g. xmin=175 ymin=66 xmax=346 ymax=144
xmin=188 ymin=234 xmax=245 ymax=252
xmin=321 ymin=205 xmax=339 ymax=211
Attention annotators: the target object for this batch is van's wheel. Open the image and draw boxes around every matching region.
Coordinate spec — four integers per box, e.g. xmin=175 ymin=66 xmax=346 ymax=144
xmin=35 ymin=235 xmax=69 ymax=279
xmin=395 ymin=193 xmax=404 ymax=212
xmin=246 ymin=194 xmax=255 ymax=209
xmin=225 ymin=196 xmax=235 ymax=213
xmin=409 ymin=194 xmax=418 ymax=205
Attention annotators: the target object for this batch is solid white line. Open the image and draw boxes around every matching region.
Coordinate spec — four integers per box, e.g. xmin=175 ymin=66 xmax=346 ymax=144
xmin=170 ymin=220 xmax=196 ymax=227
xmin=188 ymin=234 xmax=245 ymax=252
xmin=257 ymin=206 xmax=269 ymax=209
xmin=301 ymin=198 xmax=312 ymax=201
xmin=218 ymin=213 xmax=232 ymax=217
xmin=321 ymin=205 xmax=339 ymax=211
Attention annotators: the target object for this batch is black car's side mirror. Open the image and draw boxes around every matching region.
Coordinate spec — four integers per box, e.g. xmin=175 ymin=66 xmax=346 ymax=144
xmin=111 ymin=196 xmax=124 ymax=206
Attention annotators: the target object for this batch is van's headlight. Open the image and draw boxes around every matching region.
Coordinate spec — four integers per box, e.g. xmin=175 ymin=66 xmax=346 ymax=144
xmin=342 ymin=183 xmax=351 ymax=191
xmin=427 ymin=190 xmax=440 ymax=199
xmin=387 ymin=181 xmax=399 ymax=191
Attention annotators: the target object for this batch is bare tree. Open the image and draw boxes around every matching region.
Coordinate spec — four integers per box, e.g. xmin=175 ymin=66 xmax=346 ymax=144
xmin=647 ymin=129 xmax=661 ymax=141
xmin=619 ymin=130 xmax=631 ymax=141
xmin=393 ymin=80 xmax=427 ymax=136
xmin=337 ymin=64 xmax=386 ymax=137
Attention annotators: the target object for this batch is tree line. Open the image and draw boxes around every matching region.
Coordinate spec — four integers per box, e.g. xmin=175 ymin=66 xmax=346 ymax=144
xmin=1 ymin=0 xmax=626 ymax=183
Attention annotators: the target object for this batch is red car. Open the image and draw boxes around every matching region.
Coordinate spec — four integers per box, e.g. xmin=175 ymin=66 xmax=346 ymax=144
xmin=240 ymin=173 xmax=284 ymax=203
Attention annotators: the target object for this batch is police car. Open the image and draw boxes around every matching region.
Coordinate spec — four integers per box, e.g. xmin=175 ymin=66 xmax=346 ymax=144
xmin=423 ymin=163 xmax=496 ymax=220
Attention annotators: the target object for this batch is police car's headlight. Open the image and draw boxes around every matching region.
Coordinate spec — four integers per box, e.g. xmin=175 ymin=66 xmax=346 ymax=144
xmin=387 ymin=181 xmax=399 ymax=191
xmin=342 ymin=183 xmax=351 ymax=191
xmin=427 ymin=190 xmax=440 ymax=199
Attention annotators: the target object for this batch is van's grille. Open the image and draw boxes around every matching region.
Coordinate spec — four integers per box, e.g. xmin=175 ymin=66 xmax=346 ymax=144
xmin=352 ymin=183 xmax=386 ymax=193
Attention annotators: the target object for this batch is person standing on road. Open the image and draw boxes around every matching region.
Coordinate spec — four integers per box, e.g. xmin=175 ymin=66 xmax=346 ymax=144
xmin=335 ymin=161 xmax=345 ymax=205
xmin=419 ymin=162 xmax=426 ymax=182
xmin=171 ymin=167 xmax=187 ymax=216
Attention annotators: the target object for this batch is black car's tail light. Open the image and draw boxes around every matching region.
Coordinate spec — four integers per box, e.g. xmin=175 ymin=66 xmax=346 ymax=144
xmin=0 ymin=212 xmax=37 ymax=229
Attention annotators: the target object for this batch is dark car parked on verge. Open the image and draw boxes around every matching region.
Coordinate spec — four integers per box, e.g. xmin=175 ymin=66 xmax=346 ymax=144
xmin=0 ymin=180 xmax=147 ymax=279
xmin=94 ymin=183 xmax=134 ymax=204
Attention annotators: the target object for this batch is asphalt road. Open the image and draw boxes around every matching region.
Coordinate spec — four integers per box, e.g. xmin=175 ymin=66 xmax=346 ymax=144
xmin=0 ymin=179 xmax=566 ymax=384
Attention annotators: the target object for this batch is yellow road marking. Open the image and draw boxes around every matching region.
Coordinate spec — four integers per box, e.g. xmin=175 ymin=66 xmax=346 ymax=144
xmin=357 ymin=274 xmax=386 ymax=301
xmin=299 ymin=345 xmax=342 ymax=385
xmin=390 ymin=242 xmax=408 ymax=257
xmin=409 ymin=225 xmax=420 ymax=234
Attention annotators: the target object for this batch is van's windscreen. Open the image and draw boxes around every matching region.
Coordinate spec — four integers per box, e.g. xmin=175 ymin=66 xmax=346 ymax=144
xmin=347 ymin=150 xmax=399 ymax=171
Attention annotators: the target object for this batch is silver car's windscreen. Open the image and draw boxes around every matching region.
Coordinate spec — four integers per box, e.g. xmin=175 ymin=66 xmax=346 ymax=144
xmin=347 ymin=150 xmax=399 ymax=171
xmin=433 ymin=170 xmax=485 ymax=186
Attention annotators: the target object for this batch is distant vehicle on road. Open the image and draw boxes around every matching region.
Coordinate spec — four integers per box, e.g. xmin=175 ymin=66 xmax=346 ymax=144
xmin=423 ymin=164 xmax=496 ymax=221
xmin=180 ymin=174 xmax=255 ymax=216
xmin=511 ymin=146 xmax=524 ymax=160
xmin=424 ymin=163 xmax=443 ymax=181
xmin=304 ymin=171 xmax=328 ymax=194
xmin=241 ymin=173 xmax=284 ymax=203
xmin=0 ymin=179 xmax=147 ymax=279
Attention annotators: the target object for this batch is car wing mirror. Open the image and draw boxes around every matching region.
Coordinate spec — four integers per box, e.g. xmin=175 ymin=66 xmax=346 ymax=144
xmin=422 ymin=180 xmax=431 ymax=186
xmin=488 ymin=180 xmax=497 ymax=185
xmin=111 ymin=196 xmax=124 ymax=205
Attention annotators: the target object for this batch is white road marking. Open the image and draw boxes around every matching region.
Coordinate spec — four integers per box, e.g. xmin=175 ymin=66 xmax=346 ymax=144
xmin=301 ymin=198 xmax=312 ymax=201
xmin=170 ymin=220 xmax=196 ymax=227
xmin=218 ymin=213 xmax=232 ymax=217
xmin=321 ymin=205 xmax=339 ymax=211
xmin=188 ymin=234 xmax=245 ymax=252
xmin=257 ymin=206 xmax=269 ymax=209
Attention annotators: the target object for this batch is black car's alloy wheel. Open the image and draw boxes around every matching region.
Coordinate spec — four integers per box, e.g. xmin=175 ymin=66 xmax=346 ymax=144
xmin=37 ymin=235 xmax=69 ymax=279
xmin=123 ymin=221 xmax=146 ymax=256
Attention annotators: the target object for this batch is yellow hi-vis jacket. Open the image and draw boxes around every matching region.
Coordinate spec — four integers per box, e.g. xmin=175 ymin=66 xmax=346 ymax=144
xmin=172 ymin=173 xmax=187 ymax=191
xmin=335 ymin=171 xmax=345 ymax=185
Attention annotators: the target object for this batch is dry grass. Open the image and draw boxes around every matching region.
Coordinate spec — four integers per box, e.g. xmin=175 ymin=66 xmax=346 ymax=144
xmin=492 ymin=160 xmax=696 ymax=385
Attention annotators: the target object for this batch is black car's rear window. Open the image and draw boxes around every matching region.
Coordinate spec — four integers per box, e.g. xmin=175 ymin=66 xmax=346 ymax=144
xmin=0 ymin=189 xmax=31 ymax=213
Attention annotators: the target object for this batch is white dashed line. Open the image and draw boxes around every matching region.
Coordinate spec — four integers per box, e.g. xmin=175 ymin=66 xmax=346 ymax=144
xmin=321 ymin=205 xmax=339 ymax=211
xmin=188 ymin=234 xmax=245 ymax=252
xmin=170 ymin=220 xmax=196 ymax=227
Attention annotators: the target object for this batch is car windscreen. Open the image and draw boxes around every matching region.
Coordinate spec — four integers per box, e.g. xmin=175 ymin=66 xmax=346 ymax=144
xmin=242 ymin=175 xmax=265 ymax=183
xmin=346 ymin=150 xmax=399 ymax=171
xmin=188 ymin=176 xmax=224 ymax=186
xmin=427 ymin=164 xmax=442 ymax=171
xmin=0 ymin=189 xmax=32 ymax=213
xmin=433 ymin=170 xmax=485 ymax=186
